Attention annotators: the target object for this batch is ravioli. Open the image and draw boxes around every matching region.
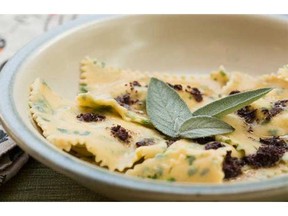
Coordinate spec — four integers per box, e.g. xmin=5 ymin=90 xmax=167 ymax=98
xmin=77 ymin=58 xmax=222 ymax=126
xmin=216 ymin=114 xmax=261 ymax=155
xmin=29 ymin=59 xmax=288 ymax=184
xmin=214 ymin=67 xmax=288 ymax=155
xmin=127 ymin=140 xmax=240 ymax=183
xmin=29 ymin=78 xmax=167 ymax=171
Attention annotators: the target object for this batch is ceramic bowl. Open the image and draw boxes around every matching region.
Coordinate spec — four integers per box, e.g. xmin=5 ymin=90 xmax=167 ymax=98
xmin=1 ymin=15 xmax=288 ymax=201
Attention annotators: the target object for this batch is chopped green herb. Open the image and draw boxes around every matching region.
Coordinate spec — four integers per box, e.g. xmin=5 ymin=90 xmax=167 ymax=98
xmin=79 ymin=83 xmax=88 ymax=93
xmin=186 ymin=155 xmax=196 ymax=165
xmin=57 ymin=128 xmax=90 ymax=136
xmin=34 ymin=98 xmax=54 ymax=114
xmin=155 ymin=154 xmax=165 ymax=159
xmin=268 ymin=129 xmax=278 ymax=136
xmin=93 ymin=106 xmax=113 ymax=113
xmin=167 ymin=177 xmax=176 ymax=182
xmin=57 ymin=128 xmax=68 ymax=134
xmin=73 ymin=130 xmax=91 ymax=136
xmin=42 ymin=81 xmax=48 ymax=87
xmin=41 ymin=117 xmax=50 ymax=122
xmin=79 ymin=131 xmax=91 ymax=136
xmin=187 ymin=167 xmax=197 ymax=176
xmin=220 ymin=70 xmax=226 ymax=77
xmin=147 ymin=174 xmax=158 ymax=179
xmin=92 ymin=60 xmax=105 ymax=68
xmin=200 ymin=168 xmax=210 ymax=176
xmin=225 ymin=139 xmax=232 ymax=144
xmin=141 ymin=119 xmax=152 ymax=126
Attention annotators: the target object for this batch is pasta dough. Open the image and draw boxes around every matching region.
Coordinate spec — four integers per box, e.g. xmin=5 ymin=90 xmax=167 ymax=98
xmin=29 ymin=59 xmax=288 ymax=183
xmin=29 ymin=79 xmax=167 ymax=171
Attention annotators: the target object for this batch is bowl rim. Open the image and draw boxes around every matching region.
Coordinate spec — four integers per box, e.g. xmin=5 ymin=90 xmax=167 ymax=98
xmin=1 ymin=14 xmax=288 ymax=198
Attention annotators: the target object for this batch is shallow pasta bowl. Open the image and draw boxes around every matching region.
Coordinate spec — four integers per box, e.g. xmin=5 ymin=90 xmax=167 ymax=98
xmin=0 ymin=15 xmax=288 ymax=201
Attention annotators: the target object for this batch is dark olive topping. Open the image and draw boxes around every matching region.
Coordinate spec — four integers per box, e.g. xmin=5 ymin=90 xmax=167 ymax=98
xmin=205 ymin=141 xmax=225 ymax=150
xmin=165 ymin=138 xmax=178 ymax=146
xmin=261 ymin=108 xmax=270 ymax=120
xmin=223 ymin=151 xmax=244 ymax=179
xmin=126 ymin=81 xmax=142 ymax=91
xmin=77 ymin=113 xmax=106 ymax=122
xmin=167 ymin=83 xmax=183 ymax=91
xmin=229 ymin=90 xmax=241 ymax=95
xmin=247 ymin=126 xmax=254 ymax=133
xmin=260 ymin=136 xmax=288 ymax=149
xmin=243 ymin=145 xmax=286 ymax=168
xmin=192 ymin=136 xmax=215 ymax=144
xmin=111 ymin=125 xmax=131 ymax=143
xmin=131 ymin=81 xmax=141 ymax=87
xmin=261 ymin=100 xmax=288 ymax=121
xmin=185 ymin=87 xmax=203 ymax=102
xmin=275 ymin=99 xmax=288 ymax=107
xmin=173 ymin=84 xmax=183 ymax=91
xmin=135 ymin=138 xmax=155 ymax=148
xmin=115 ymin=93 xmax=138 ymax=108
xmin=237 ymin=105 xmax=257 ymax=124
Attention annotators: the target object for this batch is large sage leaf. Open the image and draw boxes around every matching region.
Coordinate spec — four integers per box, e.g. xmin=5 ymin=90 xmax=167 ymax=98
xmin=146 ymin=78 xmax=192 ymax=137
xmin=178 ymin=115 xmax=234 ymax=139
xmin=146 ymin=77 xmax=269 ymax=139
xmin=193 ymin=88 xmax=272 ymax=117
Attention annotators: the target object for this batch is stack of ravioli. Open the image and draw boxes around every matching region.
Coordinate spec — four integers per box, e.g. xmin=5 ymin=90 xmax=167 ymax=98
xmin=29 ymin=58 xmax=288 ymax=183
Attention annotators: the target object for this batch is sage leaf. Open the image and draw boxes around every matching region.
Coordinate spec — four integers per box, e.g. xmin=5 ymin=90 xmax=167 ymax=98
xmin=179 ymin=115 xmax=234 ymax=139
xmin=193 ymin=88 xmax=272 ymax=118
xmin=146 ymin=78 xmax=192 ymax=137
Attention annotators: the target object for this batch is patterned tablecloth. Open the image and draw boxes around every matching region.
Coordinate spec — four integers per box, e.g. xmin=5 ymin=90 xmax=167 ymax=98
xmin=0 ymin=15 xmax=109 ymax=201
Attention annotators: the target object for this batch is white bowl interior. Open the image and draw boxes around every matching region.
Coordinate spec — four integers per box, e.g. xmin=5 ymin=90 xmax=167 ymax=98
xmin=15 ymin=15 xmax=288 ymax=140
xmin=7 ymin=15 xmax=288 ymax=200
